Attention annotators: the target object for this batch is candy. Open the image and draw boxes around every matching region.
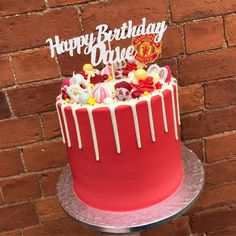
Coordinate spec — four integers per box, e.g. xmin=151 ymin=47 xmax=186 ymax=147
xmin=143 ymin=91 xmax=150 ymax=96
xmin=159 ymin=66 xmax=172 ymax=83
xmin=92 ymin=85 xmax=112 ymax=103
xmin=115 ymin=88 xmax=130 ymax=101
xmin=101 ymin=65 xmax=113 ymax=76
xmin=134 ymin=69 xmax=148 ymax=81
xmin=67 ymin=73 xmax=91 ymax=102
xmin=83 ymin=64 xmax=93 ymax=71
xmin=114 ymin=81 xmax=132 ymax=91
xmin=88 ymin=97 xmax=96 ymax=106
xmin=78 ymin=93 xmax=90 ymax=105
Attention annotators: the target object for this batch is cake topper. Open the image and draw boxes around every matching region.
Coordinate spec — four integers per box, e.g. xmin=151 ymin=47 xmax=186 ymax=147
xmin=132 ymin=34 xmax=162 ymax=64
xmin=46 ymin=18 xmax=167 ymax=67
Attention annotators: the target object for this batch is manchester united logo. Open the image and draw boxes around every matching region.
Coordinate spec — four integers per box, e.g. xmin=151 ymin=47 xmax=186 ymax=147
xmin=132 ymin=34 xmax=162 ymax=64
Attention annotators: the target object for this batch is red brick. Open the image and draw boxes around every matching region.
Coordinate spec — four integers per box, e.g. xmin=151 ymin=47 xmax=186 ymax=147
xmin=24 ymin=217 xmax=97 ymax=236
xmin=206 ymin=132 xmax=236 ymax=162
xmin=191 ymin=206 xmax=236 ymax=233
xmin=38 ymin=169 xmax=62 ymax=196
xmin=181 ymin=107 xmax=236 ymax=139
xmin=0 ymin=149 xmax=24 ymax=178
xmin=179 ymin=84 xmax=204 ymax=114
xmin=208 ymin=226 xmax=236 ymax=236
xmin=12 ymin=48 xmax=59 ymax=84
xmin=0 ymin=203 xmax=38 ymax=232
xmin=142 ymin=216 xmax=190 ymax=236
xmin=57 ymin=51 xmax=90 ymax=76
xmin=41 ymin=111 xmax=61 ymax=139
xmin=0 ymin=0 xmax=45 ymax=17
xmin=162 ymin=26 xmax=184 ymax=58
xmin=205 ymin=159 xmax=236 ymax=186
xmin=36 ymin=197 xmax=66 ymax=223
xmin=179 ymin=47 xmax=236 ymax=85
xmin=205 ymin=78 xmax=236 ymax=109
xmin=0 ymin=192 xmax=3 ymax=205
xmin=184 ymin=140 xmax=204 ymax=162
xmin=0 ymin=8 xmax=82 ymax=52
xmin=82 ymin=0 xmax=168 ymax=32
xmin=0 ymin=92 xmax=11 ymax=120
xmin=0 ymin=56 xmax=14 ymax=88
xmin=1 ymin=175 xmax=41 ymax=203
xmin=170 ymin=0 xmax=236 ymax=22
xmin=225 ymin=14 xmax=236 ymax=46
xmin=23 ymin=140 xmax=67 ymax=171
xmin=8 ymin=81 xmax=61 ymax=116
xmin=0 ymin=230 xmax=20 ymax=236
xmin=185 ymin=18 xmax=224 ymax=54
xmin=48 ymin=0 xmax=85 ymax=7
xmin=0 ymin=116 xmax=42 ymax=148
xmin=192 ymin=183 xmax=236 ymax=212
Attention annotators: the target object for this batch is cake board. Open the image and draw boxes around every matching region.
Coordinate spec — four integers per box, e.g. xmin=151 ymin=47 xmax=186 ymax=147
xmin=57 ymin=146 xmax=204 ymax=234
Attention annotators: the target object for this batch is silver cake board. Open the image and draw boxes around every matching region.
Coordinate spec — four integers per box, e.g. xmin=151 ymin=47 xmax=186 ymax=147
xmin=57 ymin=146 xmax=204 ymax=234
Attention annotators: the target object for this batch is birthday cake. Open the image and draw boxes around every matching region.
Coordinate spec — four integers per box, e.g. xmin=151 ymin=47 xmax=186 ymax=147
xmin=56 ymin=61 xmax=182 ymax=211
xmin=52 ymin=18 xmax=182 ymax=211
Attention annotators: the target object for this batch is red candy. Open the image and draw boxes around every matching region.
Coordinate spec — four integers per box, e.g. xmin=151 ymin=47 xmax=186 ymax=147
xmin=90 ymin=74 xmax=108 ymax=84
xmin=131 ymin=76 xmax=155 ymax=93
xmin=114 ymin=81 xmax=132 ymax=91
xmin=122 ymin=62 xmax=138 ymax=76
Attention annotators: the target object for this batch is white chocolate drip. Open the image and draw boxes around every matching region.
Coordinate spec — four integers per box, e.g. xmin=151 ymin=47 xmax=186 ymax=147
xmin=175 ymin=84 xmax=181 ymax=125
xmin=131 ymin=105 xmax=142 ymax=148
xmin=147 ymin=99 xmax=156 ymax=142
xmin=56 ymin=101 xmax=66 ymax=144
xmin=61 ymin=104 xmax=71 ymax=147
xmin=72 ymin=105 xmax=82 ymax=149
xmin=158 ymin=93 xmax=168 ymax=133
xmin=110 ymin=108 xmax=121 ymax=154
xmin=170 ymin=87 xmax=178 ymax=140
xmin=56 ymin=78 xmax=180 ymax=160
xmin=87 ymin=109 xmax=100 ymax=161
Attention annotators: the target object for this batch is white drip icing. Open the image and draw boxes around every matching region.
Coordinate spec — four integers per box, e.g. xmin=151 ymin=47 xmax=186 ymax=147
xmin=170 ymin=87 xmax=178 ymax=140
xmin=110 ymin=108 xmax=121 ymax=154
xmin=56 ymin=101 xmax=66 ymax=144
xmin=147 ymin=98 xmax=156 ymax=142
xmin=61 ymin=104 xmax=71 ymax=147
xmin=174 ymin=84 xmax=181 ymax=125
xmin=131 ymin=105 xmax=142 ymax=148
xmin=57 ymin=78 xmax=181 ymax=160
xmin=72 ymin=105 xmax=82 ymax=149
xmin=158 ymin=93 xmax=168 ymax=133
xmin=87 ymin=109 xmax=100 ymax=161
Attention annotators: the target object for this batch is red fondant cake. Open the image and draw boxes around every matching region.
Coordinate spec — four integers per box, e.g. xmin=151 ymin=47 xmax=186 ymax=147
xmin=56 ymin=63 xmax=183 ymax=211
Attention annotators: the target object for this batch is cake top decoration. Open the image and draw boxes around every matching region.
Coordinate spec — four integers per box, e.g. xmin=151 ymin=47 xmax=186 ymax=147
xmin=46 ymin=17 xmax=167 ymax=67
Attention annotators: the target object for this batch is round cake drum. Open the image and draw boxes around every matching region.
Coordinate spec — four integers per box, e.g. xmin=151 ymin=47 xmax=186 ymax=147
xmin=57 ymin=146 xmax=204 ymax=234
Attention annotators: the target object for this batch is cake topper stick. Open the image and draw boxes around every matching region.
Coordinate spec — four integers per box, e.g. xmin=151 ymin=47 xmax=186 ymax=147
xmin=107 ymin=40 xmax=116 ymax=80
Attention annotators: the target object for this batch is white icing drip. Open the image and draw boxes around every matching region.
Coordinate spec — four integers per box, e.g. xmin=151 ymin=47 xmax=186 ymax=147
xmin=131 ymin=105 xmax=142 ymax=148
xmin=87 ymin=109 xmax=100 ymax=161
xmin=170 ymin=87 xmax=178 ymax=140
xmin=61 ymin=104 xmax=71 ymax=147
xmin=110 ymin=108 xmax=121 ymax=154
xmin=174 ymin=84 xmax=181 ymax=125
xmin=56 ymin=78 xmax=181 ymax=158
xmin=56 ymin=101 xmax=66 ymax=144
xmin=147 ymin=98 xmax=156 ymax=142
xmin=158 ymin=93 xmax=168 ymax=133
xmin=71 ymin=105 xmax=82 ymax=149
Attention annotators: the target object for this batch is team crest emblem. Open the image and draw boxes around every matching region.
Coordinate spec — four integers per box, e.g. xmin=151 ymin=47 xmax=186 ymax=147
xmin=132 ymin=34 xmax=162 ymax=64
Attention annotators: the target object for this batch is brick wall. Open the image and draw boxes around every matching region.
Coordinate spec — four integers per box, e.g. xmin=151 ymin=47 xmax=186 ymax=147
xmin=0 ymin=0 xmax=235 ymax=235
